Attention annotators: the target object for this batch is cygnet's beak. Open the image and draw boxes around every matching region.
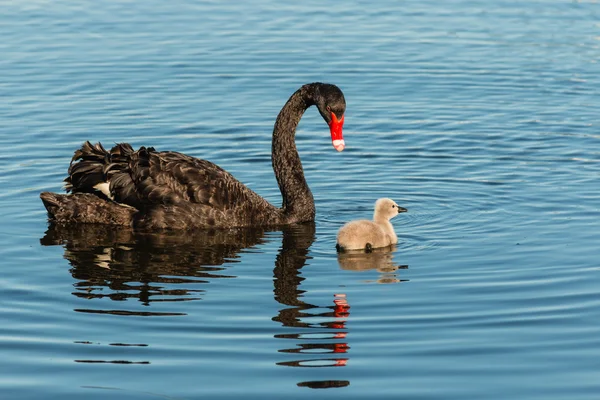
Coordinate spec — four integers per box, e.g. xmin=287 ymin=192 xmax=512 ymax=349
xmin=397 ymin=206 xmax=408 ymax=213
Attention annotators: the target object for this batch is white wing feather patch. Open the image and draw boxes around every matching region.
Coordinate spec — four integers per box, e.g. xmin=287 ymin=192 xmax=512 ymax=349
xmin=93 ymin=182 xmax=114 ymax=200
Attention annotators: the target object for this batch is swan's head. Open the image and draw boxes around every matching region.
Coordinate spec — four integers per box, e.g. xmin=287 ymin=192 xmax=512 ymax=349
xmin=374 ymin=198 xmax=407 ymax=220
xmin=312 ymin=83 xmax=346 ymax=152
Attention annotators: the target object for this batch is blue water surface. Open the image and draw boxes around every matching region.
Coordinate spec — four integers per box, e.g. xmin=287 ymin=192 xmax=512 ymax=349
xmin=0 ymin=1 xmax=599 ymax=399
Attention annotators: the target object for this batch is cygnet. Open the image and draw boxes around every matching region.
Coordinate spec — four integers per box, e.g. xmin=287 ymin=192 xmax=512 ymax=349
xmin=336 ymin=198 xmax=407 ymax=252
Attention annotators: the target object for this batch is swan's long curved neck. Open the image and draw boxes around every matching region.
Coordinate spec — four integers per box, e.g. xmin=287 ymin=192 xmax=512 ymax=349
xmin=272 ymin=87 xmax=315 ymax=223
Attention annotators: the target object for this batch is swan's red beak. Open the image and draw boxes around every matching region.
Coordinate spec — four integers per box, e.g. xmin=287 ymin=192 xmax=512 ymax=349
xmin=329 ymin=112 xmax=345 ymax=152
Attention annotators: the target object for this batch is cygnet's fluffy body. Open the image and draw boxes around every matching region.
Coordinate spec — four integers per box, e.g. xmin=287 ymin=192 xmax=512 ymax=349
xmin=336 ymin=198 xmax=407 ymax=252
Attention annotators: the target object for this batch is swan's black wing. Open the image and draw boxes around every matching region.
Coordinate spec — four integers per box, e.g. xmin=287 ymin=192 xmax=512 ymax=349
xmin=65 ymin=142 xmax=280 ymax=229
xmin=110 ymin=148 xmax=253 ymax=209
xmin=117 ymin=148 xmax=282 ymax=228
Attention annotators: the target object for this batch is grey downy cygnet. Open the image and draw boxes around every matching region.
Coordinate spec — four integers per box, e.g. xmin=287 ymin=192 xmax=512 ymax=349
xmin=336 ymin=198 xmax=407 ymax=252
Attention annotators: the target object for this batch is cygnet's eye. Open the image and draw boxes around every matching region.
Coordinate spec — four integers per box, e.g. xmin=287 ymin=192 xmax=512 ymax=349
xmin=392 ymin=205 xmax=396 ymax=208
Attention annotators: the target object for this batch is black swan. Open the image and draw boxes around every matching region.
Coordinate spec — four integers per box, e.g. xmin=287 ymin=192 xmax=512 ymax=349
xmin=40 ymin=82 xmax=346 ymax=229
xmin=336 ymin=198 xmax=407 ymax=252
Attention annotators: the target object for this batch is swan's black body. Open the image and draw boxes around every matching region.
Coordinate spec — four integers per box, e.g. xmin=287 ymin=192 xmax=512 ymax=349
xmin=40 ymin=83 xmax=346 ymax=230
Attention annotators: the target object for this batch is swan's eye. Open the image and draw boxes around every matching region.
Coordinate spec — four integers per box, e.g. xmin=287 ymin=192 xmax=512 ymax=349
xmin=326 ymin=106 xmax=331 ymax=112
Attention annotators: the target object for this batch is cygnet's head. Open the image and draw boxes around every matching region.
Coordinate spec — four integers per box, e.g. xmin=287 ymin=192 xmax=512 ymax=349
xmin=374 ymin=198 xmax=407 ymax=220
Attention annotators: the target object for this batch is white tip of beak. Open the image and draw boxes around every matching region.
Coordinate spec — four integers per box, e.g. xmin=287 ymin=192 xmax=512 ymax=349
xmin=333 ymin=139 xmax=345 ymax=152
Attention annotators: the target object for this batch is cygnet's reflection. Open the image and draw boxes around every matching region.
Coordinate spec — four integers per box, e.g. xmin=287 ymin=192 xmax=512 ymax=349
xmin=41 ymin=222 xmax=350 ymax=389
xmin=337 ymin=246 xmax=408 ymax=284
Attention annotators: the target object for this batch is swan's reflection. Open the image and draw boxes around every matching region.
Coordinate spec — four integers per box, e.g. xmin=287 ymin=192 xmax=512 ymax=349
xmin=41 ymin=222 xmax=350 ymax=389
xmin=41 ymin=223 xmax=267 ymax=311
xmin=337 ymin=246 xmax=409 ymax=284
xmin=271 ymin=224 xmax=350 ymax=390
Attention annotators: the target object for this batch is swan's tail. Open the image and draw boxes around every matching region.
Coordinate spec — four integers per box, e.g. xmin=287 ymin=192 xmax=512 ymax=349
xmin=40 ymin=192 xmax=135 ymax=226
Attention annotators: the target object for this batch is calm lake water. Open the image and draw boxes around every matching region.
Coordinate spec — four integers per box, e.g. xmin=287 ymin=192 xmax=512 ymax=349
xmin=1 ymin=1 xmax=599 ymax=399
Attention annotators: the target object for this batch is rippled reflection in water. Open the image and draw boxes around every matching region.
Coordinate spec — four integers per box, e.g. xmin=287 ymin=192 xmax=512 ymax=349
xmin=41 ymin=223 xmax=361 ymax=388
xmin=41 ymin=224 xmax=262 ymax=313
xmin=337 ymin=247 xmax=409 ymax=284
